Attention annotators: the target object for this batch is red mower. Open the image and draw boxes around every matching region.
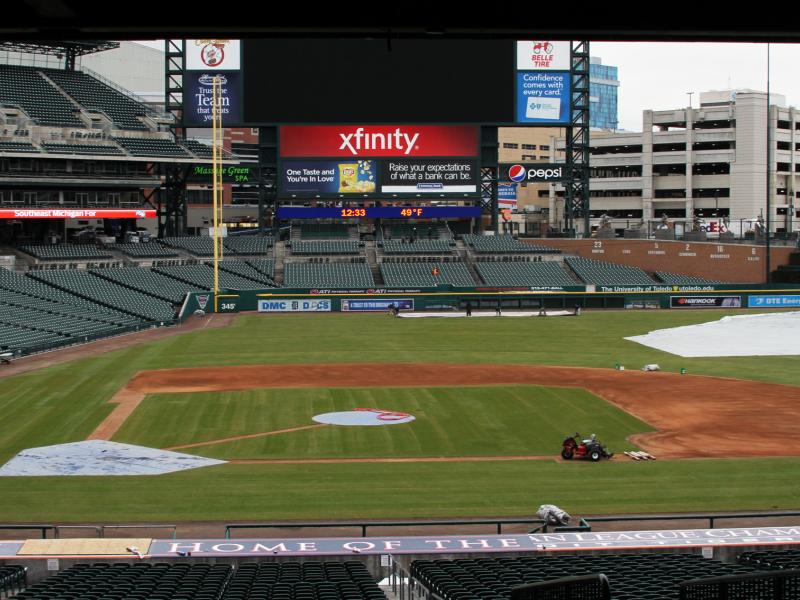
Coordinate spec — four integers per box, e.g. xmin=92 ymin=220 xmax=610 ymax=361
xmin=561 ymin=433 xmax=614 ymax=461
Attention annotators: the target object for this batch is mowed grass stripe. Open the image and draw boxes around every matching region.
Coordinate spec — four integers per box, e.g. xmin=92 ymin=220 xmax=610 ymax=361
xmin=112 ymin=386 xmax=652 ymax=459
xmin=0 ymin=458 xmax=798 ymax=522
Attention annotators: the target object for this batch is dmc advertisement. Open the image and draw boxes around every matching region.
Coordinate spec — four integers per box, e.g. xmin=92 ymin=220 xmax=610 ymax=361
xmin=379 ymin=160 xmax=478 ymax=195
xmin=184 ymin=72 xmax=243 ymax=126
xmin=748 ymin=295 xmax=800 ymax=308
xmin=258 ymin=299 xmax=332 ymax=312
xmin=341 ymin=299 xmax=414 ymax=312
xmin=671 ymin=296 xmax=742 ymax=309
xmin=281 ymin=160 xmax=376 ymax=196
xmin=516 ymin=71 xmax=571 ymax=124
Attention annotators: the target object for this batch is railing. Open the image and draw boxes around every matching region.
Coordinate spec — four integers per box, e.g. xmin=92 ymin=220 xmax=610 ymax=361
xmin=511 ymin=574 xmax=611 ymax=600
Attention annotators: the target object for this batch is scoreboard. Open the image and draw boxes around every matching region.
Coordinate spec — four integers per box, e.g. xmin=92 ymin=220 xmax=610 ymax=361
xmin=276 ymin=207 xmax=482 ymax=220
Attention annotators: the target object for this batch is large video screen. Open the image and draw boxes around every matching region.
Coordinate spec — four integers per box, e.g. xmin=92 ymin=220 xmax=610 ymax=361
xmin=243 ymin=39 xmax=516 ymax=124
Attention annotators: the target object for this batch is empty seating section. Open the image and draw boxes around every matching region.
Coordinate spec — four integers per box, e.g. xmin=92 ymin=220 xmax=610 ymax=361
xmin=740 ymin=548 xmax=800 ymax=570
xmin=91 ymin=268 xmax=196 ymax=303
xmin=216 ymin=260 xmax=276 ymax=286
xmin=285 ymin=262 xmax=374 ymax=288
xmin=159 ymin=236 xmax=214 ymax=256
xmin=224 ymin=236 xmax=274 ymax=255
xmin=656 ymin=271 xmax=722 ymax=285
xmin=463 ymin=234 xmax=559 ymax=254
xmin=291 ymin=240 xmax=361 ymax=255
xmin=112 ymin=243 xmax=180 ymax=258
xmin=114 ymin=137 xmax=190 ymax=157
xmin=381 ymin=239 xmax=453 ymax=254
xmin=40 ymin=142 xmax=125 ymax=156
xmin=154 ymin=263 xmax=272 ymax=290
xmin=20 ymin=244 xmax=113 ymax=261
xmin=15 ymin=563 xmax=233 ymax=600
xmin=181 ymin=139 xmax=214 ymax=158
xmin=224 ymin=561 xmax=386 ymax=600
xmin=412 ymin=553 xmax=755 ymax=600
xmin=476 ymin=261 xmax=578 ymax=287
xmin=244 ymin=259 xmax=275 ymax=279
xmin=0 ymin=65 xmax=84 ymax=127
xmin=0 ymin=565 xmax=25 ymax=596
xmin=565 ymin=257 xmax=657 ymax=286
xmin=0 ymin=141 xmax=38 ymax=153
xmin=381 ymin=262 xmax=475 ymax=287
xmin=30 ymin=270 xmax=176 ymax=322
xmin=44 ymin=68 xmax=149 ymax=130
xmin=385 ymin=223 xmax=451 ymax=240
xmin=299 ymin=223 xmax=351 ymax=239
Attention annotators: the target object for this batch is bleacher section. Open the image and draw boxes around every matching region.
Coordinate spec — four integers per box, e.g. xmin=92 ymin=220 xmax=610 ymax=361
xmin=224 ymin=561 xmax=386 ymax=600
xmin=153 ymin=263 xmax=274 ymax=290
xmin=381 ymin=261 xmax=475 ymax=287
xmin=40 ymin=142 xmax=125 ymax=156
xmin=44 ymin=68 xmax=149 ymax=131
xmin=223 ymin=236 xmax=274 ymax=255
xmin=463 ymin=234 xmax=560 ymax=254
xmin=291 ymin=240 xmax=361 ymax=255
xmin=0 ymin=65 xmax=84 ymax=127
xmin=411 ymin=553 xmax=755 ymax=600
xmin=284 ymin=262 xmax=375 ymax=288
xmin=655 ymin=271 xmax=722 ymax=285
xmin=19 ymin=244 xmax=113 ymax=261
xmin=111 ymin=243 xmax=180 ymax=259
xmin=159 ymin=237 xmax=214 ymax=256
xmin=565 ymin=256 xmax=657 ymax=286
xmin=114 ymin=137 xmax=191 ymax=157
xmin=381 ymin=239 xmax=454 ymax=254
xmin=217 ymin=259 xmax=276 ymax=286
xmin=181 ymin=139 xmax=214 ymax=158
xmin=0 ymin=565 xmax=25 ymax=597
xmin=243 ymin=258 xmax=275 ymax=279
xmin=15 ymin=563 xmax=233 ymax=600
xmin=299 ymin=223 xmax=351 ymax=239
xmin=91 ymin=267 xmax=197 ymax=304
xmin=385 ymin=223 xmax=451 ymax=240
xmin=29 ymin=270 xmax=176 ymax=322
xmin=475 ymin=261 xmax=578 ymax=287
xmin=0 ymin=141 xmax=38 ymax=153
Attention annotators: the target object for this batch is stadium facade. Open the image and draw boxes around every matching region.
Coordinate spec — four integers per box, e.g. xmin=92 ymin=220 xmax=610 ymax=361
xmin=552 ymin=89 xmax=800 ymax=236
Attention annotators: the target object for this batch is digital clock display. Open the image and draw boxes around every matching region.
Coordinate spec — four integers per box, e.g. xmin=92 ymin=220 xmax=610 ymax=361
xmin=277 ymin=207 xmax=482 ymax=220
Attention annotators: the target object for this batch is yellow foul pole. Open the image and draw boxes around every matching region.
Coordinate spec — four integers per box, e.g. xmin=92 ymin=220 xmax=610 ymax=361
xmin=211 ymin=76 xmax=223 ymax=312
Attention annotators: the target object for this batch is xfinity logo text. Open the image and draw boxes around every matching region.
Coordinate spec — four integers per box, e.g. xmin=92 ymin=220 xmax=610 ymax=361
xmin=502 ymin=163 xmax=565 ymax=183
xmin=339 ymin=128 xmax=419 ymax=156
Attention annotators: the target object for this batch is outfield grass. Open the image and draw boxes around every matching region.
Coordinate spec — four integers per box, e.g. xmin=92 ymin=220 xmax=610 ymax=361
xmin=113 ymin=386 xmax=652 ymax=458
xmin=0 ymin=309 xmax=798 ymax=522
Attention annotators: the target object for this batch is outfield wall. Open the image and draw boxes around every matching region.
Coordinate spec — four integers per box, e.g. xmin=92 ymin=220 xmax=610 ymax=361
xmin=530 ymin=239 xmax=796 ymax=283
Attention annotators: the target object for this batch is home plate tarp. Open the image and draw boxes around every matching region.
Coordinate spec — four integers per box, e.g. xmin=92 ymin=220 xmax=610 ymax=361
xmin=625 ymin=311 xmax=800 ymax=357
xmin=0 ymin=440 xmax=226 ymax=476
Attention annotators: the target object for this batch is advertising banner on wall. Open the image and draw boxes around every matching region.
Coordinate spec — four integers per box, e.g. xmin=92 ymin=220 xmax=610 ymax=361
xmin=379 ymin=159 xmax=478 ymax=194
xmin=187 ymin=164 xmax=254 ymax=184
xmin=498 ymin=184 xmax=518 ymax=209
xmin=258 ymin=299 xmax=331 ymax=312
xmin=0 ymin=209 xmax=156 ymax=219
xmin=670 ymin=296 xmax=742 ymax=309
xmin=279 ymin=126 xmax=479 ymax=158
xmin=748 ymin=295 xmax=800 ymax=308
xmin=281 ymin=160 xmax=376 ymax=196
xmin=186 ymin=40 xmax=241 ymax=70
xmin=341 ymin=299 xmax=414 ymax=312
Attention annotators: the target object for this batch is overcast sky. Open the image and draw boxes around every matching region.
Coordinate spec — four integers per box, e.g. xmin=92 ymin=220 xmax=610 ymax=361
xmin=593 ymin=42 xmax=798 ymax=131
xmin=135 ymin=40 xmax=800 ymax=132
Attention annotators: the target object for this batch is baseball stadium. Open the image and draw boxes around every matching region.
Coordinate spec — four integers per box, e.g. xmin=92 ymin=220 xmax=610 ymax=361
xmin=1 ymin=20 xmax=800 ymax=600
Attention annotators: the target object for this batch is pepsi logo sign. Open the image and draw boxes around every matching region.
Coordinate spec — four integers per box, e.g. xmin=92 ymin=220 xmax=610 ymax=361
xmin=508 ymin=165 xmax=526 ymax=182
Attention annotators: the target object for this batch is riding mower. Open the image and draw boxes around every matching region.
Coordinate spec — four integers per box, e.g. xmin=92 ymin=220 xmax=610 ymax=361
xmin=561 ymin=433 xmax=614 ymax=461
